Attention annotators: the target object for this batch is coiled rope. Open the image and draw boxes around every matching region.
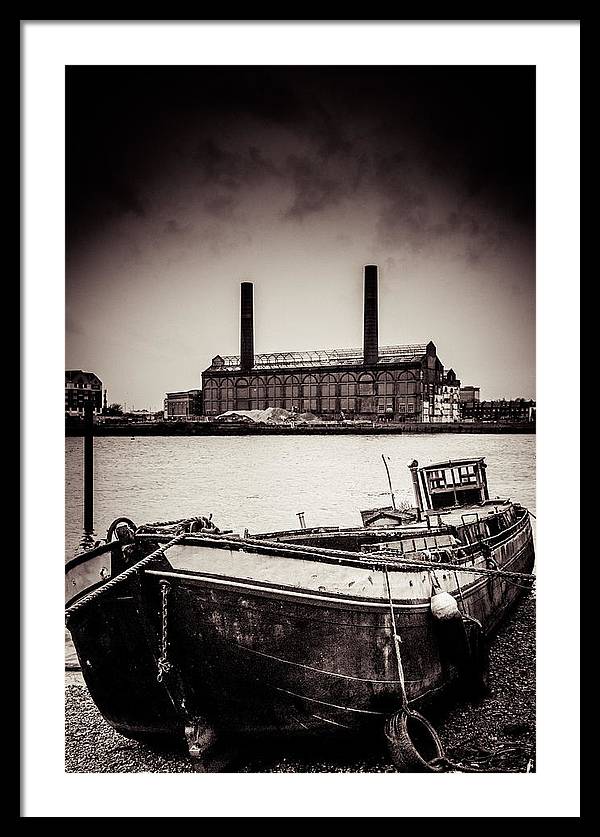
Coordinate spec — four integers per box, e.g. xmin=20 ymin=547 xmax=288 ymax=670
xmin=135 ymin=515 xmax=220 ymax=536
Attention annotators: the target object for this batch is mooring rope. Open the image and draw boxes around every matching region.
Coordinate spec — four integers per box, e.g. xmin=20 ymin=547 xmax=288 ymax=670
xmin=383 ymin=566 xmax=409 ymax=708
xmin=373 ymin=551 xmax=535 ymax=588
xmin=166 ymin=530 xmax=536 ymax=587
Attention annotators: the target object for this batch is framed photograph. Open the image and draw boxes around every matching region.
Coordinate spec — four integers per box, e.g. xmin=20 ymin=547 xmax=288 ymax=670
xmin=22 ymin=20 xmax=580 ymax=818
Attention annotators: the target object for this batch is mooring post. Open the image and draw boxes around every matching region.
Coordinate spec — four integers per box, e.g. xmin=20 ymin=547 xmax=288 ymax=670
xmin=408 ymin=459 xmax=423 ymax=520
xmin=83 ymin=401 xmax=94 ymax=534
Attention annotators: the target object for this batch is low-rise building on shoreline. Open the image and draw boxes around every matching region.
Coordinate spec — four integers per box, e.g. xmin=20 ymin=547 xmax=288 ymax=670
xmin=65 ymin=370 xmax=103 ymax=415
xmin=164 ymin=389 xmax=203 ymax=420
xmin=461 ymin=398 xmax=536 ymax=422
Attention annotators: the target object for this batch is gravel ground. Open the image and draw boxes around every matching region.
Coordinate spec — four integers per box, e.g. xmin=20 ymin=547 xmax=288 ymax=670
xmin=65 ymin=591 xmax=535 ymax=773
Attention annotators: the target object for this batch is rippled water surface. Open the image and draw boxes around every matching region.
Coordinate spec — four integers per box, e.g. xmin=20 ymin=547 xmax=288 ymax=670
xmin=65 ymin=434 xmax=535 ymax=559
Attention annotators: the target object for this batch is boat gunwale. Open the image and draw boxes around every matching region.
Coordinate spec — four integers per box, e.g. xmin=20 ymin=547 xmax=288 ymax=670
xmin=63 ymin=507 xmax=531 ymax=610
xmin=134 ymin=504 xmax=530 ymax=569
xmin=143 ymin=535 xmax=532 ymax=611
xmin=65 ymin=540 xmax=117 ymax=574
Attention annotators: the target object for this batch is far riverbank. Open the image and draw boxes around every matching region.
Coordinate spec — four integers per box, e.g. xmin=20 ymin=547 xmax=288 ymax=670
xmin=66 ymin=420 xmax=536 ymax=437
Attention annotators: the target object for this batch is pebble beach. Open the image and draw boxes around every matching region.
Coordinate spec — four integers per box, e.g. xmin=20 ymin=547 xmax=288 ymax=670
xmin=65 ymin=590 xmax=535 ymax=774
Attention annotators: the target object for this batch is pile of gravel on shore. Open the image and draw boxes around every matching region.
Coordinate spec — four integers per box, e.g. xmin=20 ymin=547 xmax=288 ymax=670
xmin=65 ymin=592 xmax=535 ymax=773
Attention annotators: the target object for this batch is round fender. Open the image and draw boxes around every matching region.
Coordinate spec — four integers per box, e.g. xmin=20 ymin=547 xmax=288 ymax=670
xmin=384 ymin=709 xmax=444 ymax=773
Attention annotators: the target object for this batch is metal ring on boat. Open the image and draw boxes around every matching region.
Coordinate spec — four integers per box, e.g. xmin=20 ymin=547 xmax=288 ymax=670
xmin=384 ymin=708 xmax=445 ymax=773
xmin=106 ymin=517 xmax=138 ymax=543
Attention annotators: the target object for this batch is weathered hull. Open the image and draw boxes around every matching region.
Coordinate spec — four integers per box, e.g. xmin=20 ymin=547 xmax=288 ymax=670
xmin=67 ymin=510 xmax=534 ymax=744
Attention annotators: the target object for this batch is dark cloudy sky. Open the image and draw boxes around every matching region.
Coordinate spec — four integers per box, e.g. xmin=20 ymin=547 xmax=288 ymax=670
xmin=66 ymin=66 xmax=535 ymax=409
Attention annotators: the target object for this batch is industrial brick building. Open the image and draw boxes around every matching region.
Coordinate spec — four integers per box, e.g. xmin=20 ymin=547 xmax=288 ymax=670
xmin=164 ymin=390 xmax=203 ymax=420
xmin=201 ymin=266 xmax=460 ymax=422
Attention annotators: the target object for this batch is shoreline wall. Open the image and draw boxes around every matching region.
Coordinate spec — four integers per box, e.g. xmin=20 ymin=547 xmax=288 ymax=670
xmin=65 ymin=420 xmax=536 ymax=437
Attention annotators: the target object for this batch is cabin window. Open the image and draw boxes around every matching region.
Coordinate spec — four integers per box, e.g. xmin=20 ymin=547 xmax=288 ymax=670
xmin=428 ymin=470 xmax=446 ymax=489
xmin=457 ymin=464 xmax=478 ymax=484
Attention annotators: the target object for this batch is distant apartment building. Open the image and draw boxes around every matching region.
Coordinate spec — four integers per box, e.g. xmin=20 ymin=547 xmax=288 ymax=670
xmin=461 ymin=398 xmax=536 ymax=422
xmin=460 ymin=386 xmax=481 ymax=406
xmin=164 ymin=390 xmax=203 ymax=420
xmin=432 ymin=369 xmax=461 ymax=422
xmin=65 ymin=370 xmax=103 ymax=415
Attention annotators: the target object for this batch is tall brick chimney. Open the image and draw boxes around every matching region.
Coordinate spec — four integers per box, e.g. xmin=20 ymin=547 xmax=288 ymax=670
xmin=363 ymin=264 xmax=379 ymax=366
xmin=240 ymin=281 xmax=254 ymax=371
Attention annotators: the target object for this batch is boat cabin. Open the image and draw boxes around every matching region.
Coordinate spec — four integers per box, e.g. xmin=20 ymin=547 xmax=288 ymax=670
xmin=412 ymin=458 xmax=489 ymax=511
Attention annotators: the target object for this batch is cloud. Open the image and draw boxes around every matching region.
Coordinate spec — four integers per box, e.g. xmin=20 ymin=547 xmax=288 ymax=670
xmin=193 ymin=139 xmax=283 ymax=191
xmin=283 ymin=155 xmax=346 ymax=220
xmin=203 ymin=195 xmax=236 ymax=219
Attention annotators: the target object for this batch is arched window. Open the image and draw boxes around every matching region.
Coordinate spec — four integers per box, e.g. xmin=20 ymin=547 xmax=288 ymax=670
xmin=236 ymin=378 xmax=250 ymax=410
xmin=283 ymin=375 xmax=301 ymax=411
xmin=223 ymin=379 xmax=235 ymax=411
xmin=249 ymin=377 xmax=267 ymax=410
xmin=320 ymin=374 xmax=337 ymax=413
xmin=204 ymin=378 xmax=221 ymax=415
xmin=358 ymin=373 xmax=375 ymax=414
xmin=340 ymin=373 xmax=357 ymax=413
xmin=395 ymin=371 xmax=419 ymax=420
xmin=377 ymin=372 xmax=394 ymax=396
xmin=397 ymin=370 xmax=418 ymax=396
xmin=266 ymin=376 xmax=284 ymax=407
xmin=358 ymin=372 xmax=375 ymax=396
xmin=376 ymin=372 xmax=394 ymax=416
xmin=301 ymin=375 xmax=318 ymax=413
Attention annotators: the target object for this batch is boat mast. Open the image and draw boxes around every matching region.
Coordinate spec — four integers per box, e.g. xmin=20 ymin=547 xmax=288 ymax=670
xmin=382 ymin=454 xmax=397 ymax=510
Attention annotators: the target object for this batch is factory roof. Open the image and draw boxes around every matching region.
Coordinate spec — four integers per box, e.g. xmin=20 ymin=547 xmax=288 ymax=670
xmin=207 ymin=343 xmax=432 ymax=372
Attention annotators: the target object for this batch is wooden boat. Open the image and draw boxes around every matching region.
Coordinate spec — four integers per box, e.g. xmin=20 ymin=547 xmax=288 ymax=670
xmin=65 ymin=457 xmax=535 ymax=768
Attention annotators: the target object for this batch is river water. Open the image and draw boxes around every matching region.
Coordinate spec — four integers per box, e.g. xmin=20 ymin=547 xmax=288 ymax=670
xmin=66 ymin=433 xmax=535 ymax=555
xmin=65 ymin=434 xmax=535 ymax=664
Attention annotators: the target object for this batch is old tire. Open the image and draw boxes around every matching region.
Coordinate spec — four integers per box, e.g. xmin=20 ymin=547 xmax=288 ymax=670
xmin=384 ymin=709 xmax=444 ymax=772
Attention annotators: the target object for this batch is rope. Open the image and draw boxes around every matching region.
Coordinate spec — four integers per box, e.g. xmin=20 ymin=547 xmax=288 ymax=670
xmin=430 ymin=742 xmax=535 ymax=773
xmin=159 ymin=530 xmax=536 ymax=587
xmin=135 ymin=515 xmax=220 ymax=536
xmin=373 ymin=550 xmax=536 ymax=587
xmin=453 ymin=568 xmax=467 ymax=610
xmin=383 ymin=567 xmax=408 ymax=707
xmin=65 ymin=533 xmax=186 ymax=625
